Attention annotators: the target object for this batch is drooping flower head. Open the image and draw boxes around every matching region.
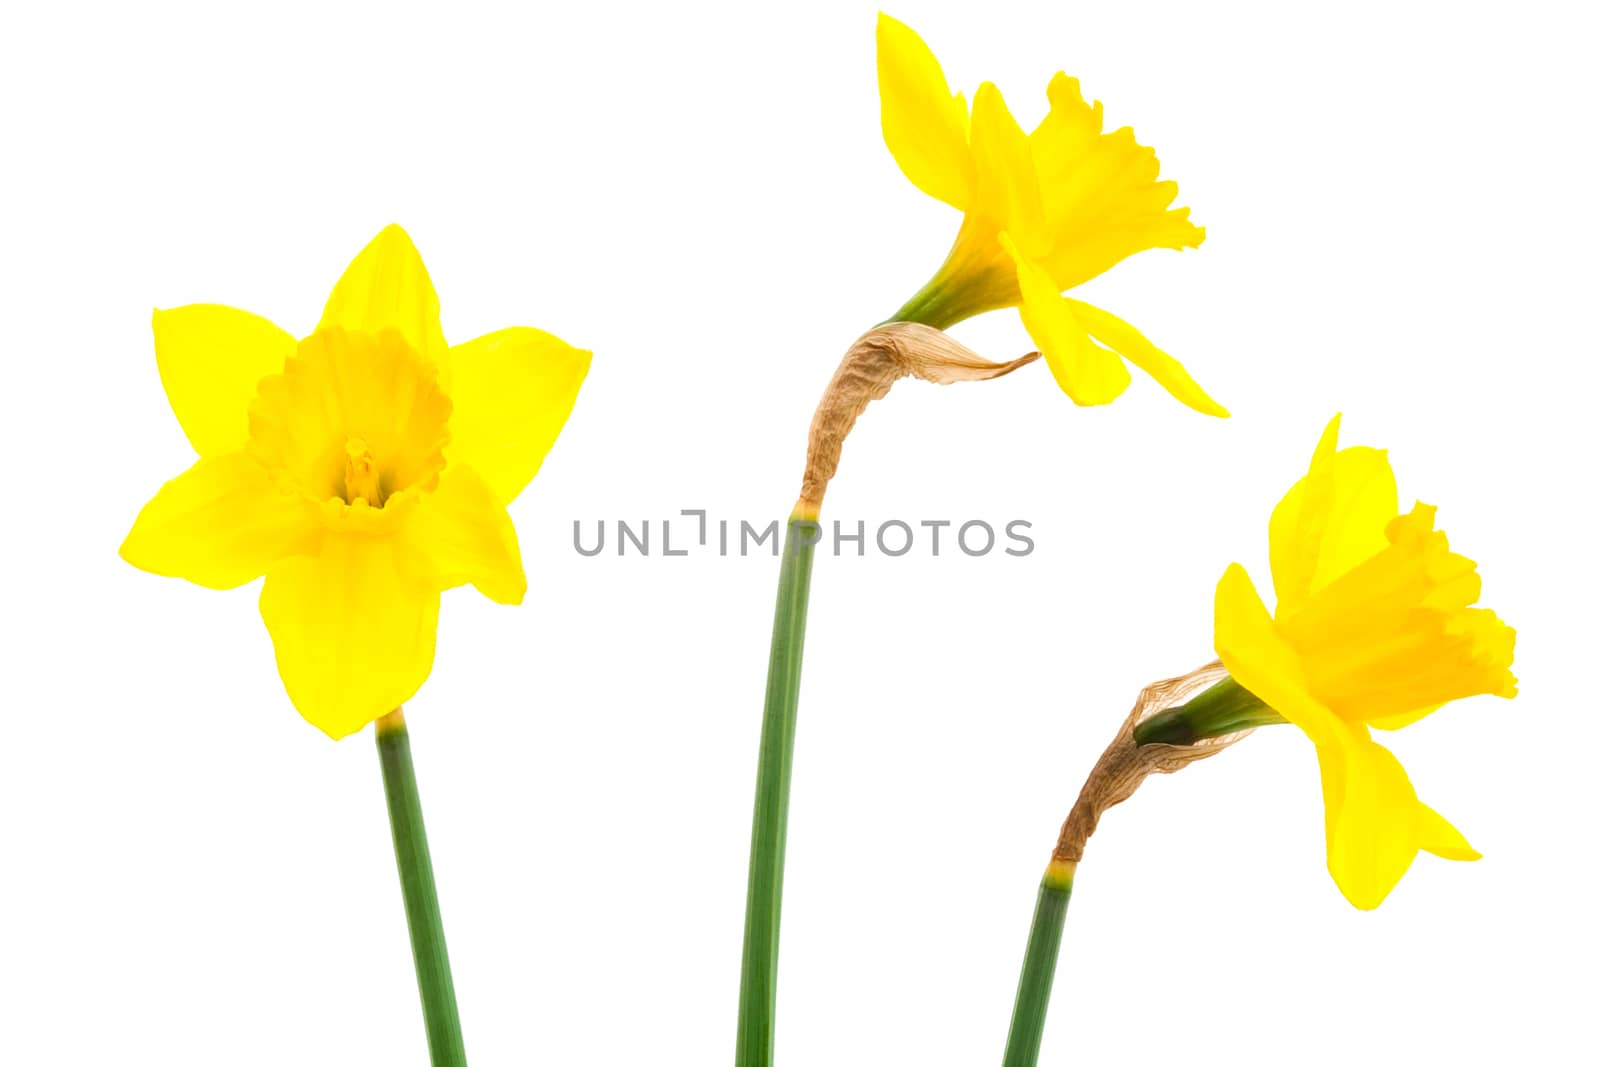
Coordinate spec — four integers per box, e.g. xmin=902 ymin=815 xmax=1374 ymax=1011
xmin=1213 ymin=416 xmax=1517 ymax=908
xmin=876 ymin=14 xmax=1224 ymax=416
xmin=121 ymin=226 xmax=591 ymax=739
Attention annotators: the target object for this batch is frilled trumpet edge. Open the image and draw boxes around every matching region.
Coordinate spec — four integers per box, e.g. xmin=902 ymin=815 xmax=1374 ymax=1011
xmin=794 ymin=322 xmax=1038 ymax=517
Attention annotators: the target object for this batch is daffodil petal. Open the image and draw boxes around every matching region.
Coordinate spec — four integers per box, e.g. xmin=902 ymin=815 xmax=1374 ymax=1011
xmin=999 ymin=234 xmax=1128 ymax=406
xmin=1269 ymin=416 xmax=1399 ymax=617
xmin=1214 ymin=563 xmax=1421 ymax=908
xmin=875 ymin=14 xmax=973 ymax=210
xmin=153 ymin=305 xmax=296 ymax=456
xmin=1212 ymin=562 xmax=1341 ymax=747
xmin=971 ymin=83 xmax=1046 ymax=248
xmin=1065 ymin=299 xmax=1228 ymax=417
xmin=1367 ymin=702 xmax=1444 ymax=731
xmin=445 ymin=327 xmax=591 ymax=504
xmin=317 ymin=225 xmax=447 ymax=367
xmin=120 ymin=452 xmax=316 ymax=589
xmin=1417 ymin=802 xmax=1481 ymax=862
xmin=1318 ymin=728 xmax=1420 ymax=910
xmin=259 ymin=534 xmax=439 ymax=739
xmin=402 ymin=467 xmax=526 ymax=605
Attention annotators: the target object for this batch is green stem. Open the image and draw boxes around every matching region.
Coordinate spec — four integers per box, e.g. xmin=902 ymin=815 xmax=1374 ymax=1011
xmin=377 ymin=709 xmax=467 ymax=1067
xmin=1001 ymin=864 xmax=1076 ymax=1067
xmin=734 ymin=516 xmax=820 ymax=1067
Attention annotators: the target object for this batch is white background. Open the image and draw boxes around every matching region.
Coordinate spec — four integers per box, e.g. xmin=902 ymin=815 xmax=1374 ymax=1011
xmin=2 ymin=1 xmax=1595 ymax=1063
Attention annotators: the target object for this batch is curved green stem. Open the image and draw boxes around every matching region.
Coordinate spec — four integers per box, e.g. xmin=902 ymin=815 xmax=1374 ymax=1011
xmin=1001 ymin=862 xmax=1076 ymax=1067
xmin=734 ymin=517 xmax=820 ymax=1067
xmin=377 ymin=709 xmax=467 ymax=1067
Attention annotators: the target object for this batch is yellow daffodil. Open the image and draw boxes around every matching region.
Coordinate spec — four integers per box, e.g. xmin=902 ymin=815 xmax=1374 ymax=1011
xmin=121 ymin=225 xmax=590 ymax=739
xmin=877 ymin=14 xmax=1224 ymax=416
xmin=1212 ymin=415 xmax=1517 ymax=908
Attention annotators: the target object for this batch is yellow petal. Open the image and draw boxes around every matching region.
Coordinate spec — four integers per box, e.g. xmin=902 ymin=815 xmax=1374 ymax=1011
xmin=120 ymin=452 xmax=317 ymax=589
xmin=1001 ymin=235 xmax=1129 ymax=406
xmin=1367 ymin=703 xmax=1444 ymax=731
xmin=1317 ymin=727 xmax=1420 ymax=909
xmin=317 ymin=225 xmax=447 ymax=366
xmin=402 ymin=467 xmax=526 ymax=605
xmin=1065 ymin=298 xmax=1228 ymax=417
xmin=445 ymin=327 xmax=592 ymax=503
xmin=1417 ymin=802 xmax=1481 ymax=862
xmin=1212 ymin=562 xmax=1341 ymax=748
xmin=1214 ymin=564 xmax=1423 ymax=908
xmin=1269 ymin=415 xmax=1399 ymax=617
xmin=970 ymin=83 xmax=1046 ymax=250
xmin=1216 ymin=563 xmax=1420 ymax=908
xmin=153 ymin=305 xmax=296 ymax=456
xmin=876 ymin=14 xmax=973 ymax=210
xmin=259 ymin=534 xmax=440 ymax=740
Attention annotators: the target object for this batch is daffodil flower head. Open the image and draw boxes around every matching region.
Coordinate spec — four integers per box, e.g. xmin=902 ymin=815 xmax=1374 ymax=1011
xmin=876 ymin=13 xmax=1224 ymax=417
xmin=1213 ymin=415 xmax=1517 ymax=908
xmin=121 ymin=226 xmax=591 ymax=739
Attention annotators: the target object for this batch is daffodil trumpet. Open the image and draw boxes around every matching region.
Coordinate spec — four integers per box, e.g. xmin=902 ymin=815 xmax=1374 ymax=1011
xmin=121 ymin=225 xmax=590 ymax=1064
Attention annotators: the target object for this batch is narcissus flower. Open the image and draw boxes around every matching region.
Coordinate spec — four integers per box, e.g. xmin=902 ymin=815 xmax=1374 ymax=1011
xmin=876 ymin=14 xmax=1224 ymax=417
xmin=121 ymin=226 xmax=590 ymax=739
xmin=1212 ymin=416 xmax=1517 ymax=908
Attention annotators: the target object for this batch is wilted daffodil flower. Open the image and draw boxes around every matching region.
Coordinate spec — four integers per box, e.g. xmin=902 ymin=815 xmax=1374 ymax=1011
xmin=121 ymin=226 xmax=590 ymax=739
xmin=1200 ymin=415 xmax=1517 ymax=908
xmin=876 ymin=14 xmax=1224 ymax=416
